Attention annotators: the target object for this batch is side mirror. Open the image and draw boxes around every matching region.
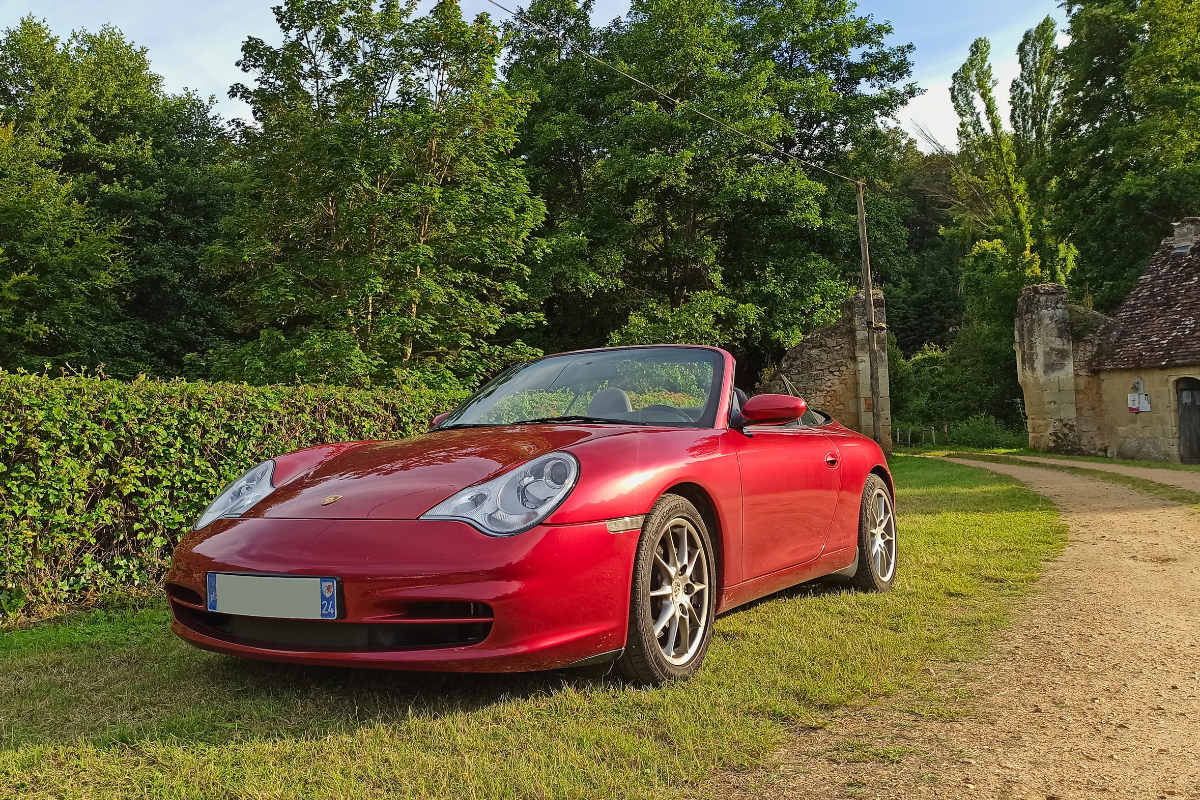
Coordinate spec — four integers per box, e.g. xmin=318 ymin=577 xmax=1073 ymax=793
xmin=738 ymin=394 xmax=807 ymax=427
xmin=430 ymin=411 xmax=452 ymax=429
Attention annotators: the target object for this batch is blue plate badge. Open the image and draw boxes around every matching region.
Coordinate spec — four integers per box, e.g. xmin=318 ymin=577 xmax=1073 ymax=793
xmin=320 ymin=578 xmax=337 ymax=619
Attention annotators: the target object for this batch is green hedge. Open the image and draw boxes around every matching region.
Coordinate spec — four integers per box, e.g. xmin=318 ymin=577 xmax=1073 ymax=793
xmin=0 ymin=372 xmax=462 ymax=615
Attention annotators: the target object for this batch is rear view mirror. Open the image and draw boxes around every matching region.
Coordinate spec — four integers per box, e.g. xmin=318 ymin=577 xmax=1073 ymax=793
xmin=738 ymin=394 xmax=807 ymax=426
xmin=430 ymin=411 xmax=452 ymax=428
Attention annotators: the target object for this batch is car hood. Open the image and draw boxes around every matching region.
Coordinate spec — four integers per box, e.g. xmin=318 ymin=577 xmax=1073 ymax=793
xmin=251 ymin=425 xmax=634 ymax=520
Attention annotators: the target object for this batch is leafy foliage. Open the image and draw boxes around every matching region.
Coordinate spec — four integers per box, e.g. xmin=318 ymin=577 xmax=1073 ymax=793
xmin=505 ymin=0 xmax=917 ymax=383
xmin=0 ymin=370 xmax=459 ymax=608
xmin=1051 ymin=0 xmax=1200 ymax=310
xmin=208 ymin=0 xmax=546 ymax=390
xmin=0 ymin=126 xmax=126 ymax=369
xmin=0 ymin=18 xmax=238 ymax=377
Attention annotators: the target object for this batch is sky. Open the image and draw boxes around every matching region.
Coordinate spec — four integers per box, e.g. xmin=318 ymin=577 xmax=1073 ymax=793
xmin=0 ymin=0 xmax=1066 ymax=151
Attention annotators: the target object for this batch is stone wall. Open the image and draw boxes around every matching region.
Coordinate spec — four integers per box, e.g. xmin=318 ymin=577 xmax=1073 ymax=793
xmin=761 ymin=290 xmax=891 ymax=453
xmin=1093 ymin=368 xmax=1200 ymax=461
xmin=1014 ymin=285 xmax=1080 ymax=452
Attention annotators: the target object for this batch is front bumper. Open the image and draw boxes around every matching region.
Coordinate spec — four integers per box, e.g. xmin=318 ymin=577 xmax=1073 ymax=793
xmin=165 ymin=517 xmax=639 ymax=672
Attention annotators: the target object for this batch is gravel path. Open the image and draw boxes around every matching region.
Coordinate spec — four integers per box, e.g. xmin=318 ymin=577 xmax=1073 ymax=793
xmin=1009 ymin=454 xmax=1200 ymax=494
xmin=717 ymin=458 xmax=1200 ymax=800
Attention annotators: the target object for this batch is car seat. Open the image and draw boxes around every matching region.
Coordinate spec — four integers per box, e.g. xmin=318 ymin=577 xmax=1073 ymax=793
xmin=588 ymin=387 xmax=632 ymax=417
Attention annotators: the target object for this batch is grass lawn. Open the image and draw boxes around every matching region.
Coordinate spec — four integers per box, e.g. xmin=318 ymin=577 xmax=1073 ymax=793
xmin=0 ymin=457 xmax=1064 ymax=799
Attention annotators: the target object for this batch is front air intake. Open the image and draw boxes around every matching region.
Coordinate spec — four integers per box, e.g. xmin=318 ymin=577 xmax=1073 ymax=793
xmin=172 ymin=603 xmax=493 ymax=651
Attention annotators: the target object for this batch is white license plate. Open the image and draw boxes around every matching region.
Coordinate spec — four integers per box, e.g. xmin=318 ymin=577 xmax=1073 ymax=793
xmin=206 ymin=573 xmax=339 ymax=620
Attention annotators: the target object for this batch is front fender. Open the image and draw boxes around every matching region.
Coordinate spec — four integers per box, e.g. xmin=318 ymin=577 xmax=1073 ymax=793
xmin=547 ymin=428 xmax=745 ymax=587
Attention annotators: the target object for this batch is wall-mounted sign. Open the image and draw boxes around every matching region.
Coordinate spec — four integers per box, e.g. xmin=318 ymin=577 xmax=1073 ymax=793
xmin=1128 ymin=392 xmax=1152 ymax=413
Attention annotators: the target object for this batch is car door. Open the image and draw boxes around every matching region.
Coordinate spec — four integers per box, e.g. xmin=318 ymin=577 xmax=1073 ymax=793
xmin=733 ymin=417 xmax=841 ymax=579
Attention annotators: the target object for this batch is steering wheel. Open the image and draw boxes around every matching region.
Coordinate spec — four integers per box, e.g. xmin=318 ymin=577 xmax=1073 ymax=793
xmin=638 ymin=404 xmax=693 ymax=423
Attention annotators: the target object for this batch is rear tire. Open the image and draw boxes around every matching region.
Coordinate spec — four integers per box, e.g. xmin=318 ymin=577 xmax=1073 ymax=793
xmin=615 ymin=494 xmax=716 ymax=686
xmin=850 ymin=474 xmax=897 ymax=592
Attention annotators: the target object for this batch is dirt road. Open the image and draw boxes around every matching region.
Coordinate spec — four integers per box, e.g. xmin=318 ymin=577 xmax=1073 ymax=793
xmin=721 ymin=458 xmax=1200 ymax=800
xmin=1008 ymin=454 xmax=1200 ymax=495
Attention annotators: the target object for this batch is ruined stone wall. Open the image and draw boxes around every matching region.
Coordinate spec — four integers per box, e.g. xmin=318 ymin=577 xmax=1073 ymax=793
xmin=761 ymin=290 xmax=891 ymax=453
xmin=1015 ymin=285 xmax=1080 ymax=452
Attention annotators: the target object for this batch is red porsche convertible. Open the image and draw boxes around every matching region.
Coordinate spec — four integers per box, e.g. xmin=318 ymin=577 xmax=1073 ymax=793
xmin=166 ymin=345 xmax=895 ymax=685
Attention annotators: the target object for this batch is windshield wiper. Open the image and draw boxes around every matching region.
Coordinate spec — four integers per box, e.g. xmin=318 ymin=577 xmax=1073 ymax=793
xmin=513 ymin=415 xmax=646 ymax=426
xmin=435 ymin=423 xmax=500 ymax=430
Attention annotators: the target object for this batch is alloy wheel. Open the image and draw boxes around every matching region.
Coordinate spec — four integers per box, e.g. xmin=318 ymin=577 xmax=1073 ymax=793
xmin=648 ymin=517 xmax=711 ymax=665
xmin=868 ymin=487 xmax=897 ymax=582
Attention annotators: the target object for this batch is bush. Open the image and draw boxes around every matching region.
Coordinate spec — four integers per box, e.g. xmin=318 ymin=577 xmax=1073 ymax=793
xmin=0 ymin=372 xmax=463 ymax=612
xmin=893 ymin=414 xmax=1026 ymax=449
xmin=948 ymin=414 xmax=1028 ymax=449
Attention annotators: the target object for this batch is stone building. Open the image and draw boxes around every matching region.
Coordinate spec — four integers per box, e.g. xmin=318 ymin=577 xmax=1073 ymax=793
xmin=1015 ymin=218 xmax=1200 ymax=463
xmin=760 ymin=290 xmax=891 ymax=454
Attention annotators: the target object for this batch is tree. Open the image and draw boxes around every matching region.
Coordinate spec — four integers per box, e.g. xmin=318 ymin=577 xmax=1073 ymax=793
xmin=505 ymin=0 xmax=917 ymax=384
xmin=1010 ymin=16 xmax=1061 ymax=169
xmin=1051 ymin=0 xmax=1200 ymax=310
xmin=0 ymin=125 xmax=126 ymax=370
xmin=951 ymin=38 xmax=1035 ymax=253
xmin=0 ymin=18 xmax=238 ymax=377
xmin=209 ymin=0 xmax=545 ymax=389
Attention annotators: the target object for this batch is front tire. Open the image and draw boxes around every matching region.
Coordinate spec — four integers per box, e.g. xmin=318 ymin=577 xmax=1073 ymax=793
xmin=615 ymin=494 xmax=716 ymax=686
xmin=850 ymin=474 xmax=897 ymax=592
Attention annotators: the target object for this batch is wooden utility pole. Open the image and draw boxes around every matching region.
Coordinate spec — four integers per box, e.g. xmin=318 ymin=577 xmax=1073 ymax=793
xmin=856 ymin=182 xmax=884 ymax=447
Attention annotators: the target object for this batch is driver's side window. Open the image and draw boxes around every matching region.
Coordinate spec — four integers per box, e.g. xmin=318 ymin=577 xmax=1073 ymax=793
xmin=799 ymin=406 xmax=824 ymax=427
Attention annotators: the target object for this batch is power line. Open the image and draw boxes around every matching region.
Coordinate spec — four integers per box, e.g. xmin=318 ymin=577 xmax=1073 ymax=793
xmin=482 ymin=0 xmax=861 ymax=186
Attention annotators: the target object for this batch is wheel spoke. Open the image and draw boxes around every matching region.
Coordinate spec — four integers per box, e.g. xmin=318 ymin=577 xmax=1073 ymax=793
xmin=648 ymin=516 xmax=712 ymax=665
xmin=654 ymin=600 xmax=675 ymax=635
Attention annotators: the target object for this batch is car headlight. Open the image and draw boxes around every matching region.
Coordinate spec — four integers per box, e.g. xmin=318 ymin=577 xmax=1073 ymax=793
xmin=194 ymin=460 xmax=276 ymax=530
xmin=421 ymin=452 xmax=579 ymax=536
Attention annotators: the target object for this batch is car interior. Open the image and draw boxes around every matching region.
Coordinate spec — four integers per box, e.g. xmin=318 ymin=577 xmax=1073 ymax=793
xmin=584 ymin=387 xmax=705 ymax=424
xmin=582 ymin=384 xmax=829 ymax=427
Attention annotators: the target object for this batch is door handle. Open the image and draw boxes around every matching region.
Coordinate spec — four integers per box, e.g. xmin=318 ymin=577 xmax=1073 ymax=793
xmin=824 ymin=452 xmax=839 ymax=468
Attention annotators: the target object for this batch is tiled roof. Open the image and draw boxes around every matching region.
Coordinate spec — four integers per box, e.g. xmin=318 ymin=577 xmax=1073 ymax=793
xmin=1094 ymin=239 xmax=1200 ymax=370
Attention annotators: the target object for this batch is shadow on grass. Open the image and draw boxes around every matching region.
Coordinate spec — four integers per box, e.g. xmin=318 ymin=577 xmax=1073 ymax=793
xmin=5 ymin=577 xmax=862 ymax=751
xmin=0 ymin=603 xmax=628 ymax=750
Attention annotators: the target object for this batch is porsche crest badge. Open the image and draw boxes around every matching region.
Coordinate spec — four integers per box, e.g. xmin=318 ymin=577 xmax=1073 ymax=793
xmin=321 ymin=494 xmax=343 ymax=506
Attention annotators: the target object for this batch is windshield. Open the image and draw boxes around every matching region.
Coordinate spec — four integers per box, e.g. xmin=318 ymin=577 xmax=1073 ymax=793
xmin=438 ymin=347 xmax=725 ymax=429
